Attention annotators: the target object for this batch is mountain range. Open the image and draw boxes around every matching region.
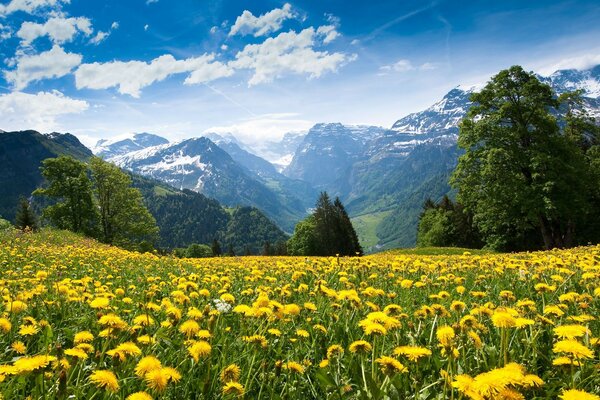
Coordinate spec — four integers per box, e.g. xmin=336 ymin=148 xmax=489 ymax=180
xmin=2 ymin=64 xmax=599 ymax=252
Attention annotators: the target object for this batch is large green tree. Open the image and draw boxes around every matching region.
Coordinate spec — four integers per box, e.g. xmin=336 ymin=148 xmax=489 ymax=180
xmin=89 ymin=157 xmax=158 ymax=247
xmin=34 ymin=156 xmax=98 ymax=235
xmin=451 ymin=66 xmax=595 ymax=250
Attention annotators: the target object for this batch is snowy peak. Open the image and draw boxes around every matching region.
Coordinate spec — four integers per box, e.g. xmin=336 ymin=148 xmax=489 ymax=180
xmin=94 ymin=132 xmax=169 ymax=159
xmin=391 ymin=88 xmax=472 ymax=134
xmin=542 ymin=65 xmax=600 ymax=98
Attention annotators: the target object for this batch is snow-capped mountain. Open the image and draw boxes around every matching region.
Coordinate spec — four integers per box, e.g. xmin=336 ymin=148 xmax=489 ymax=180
xmin=94 ymin=133 xmax=169 ymax=159
xmin=252 ymin=130 xmax=307 ymax=171
xmin=109 ymin=136 xmax=308 ymax=232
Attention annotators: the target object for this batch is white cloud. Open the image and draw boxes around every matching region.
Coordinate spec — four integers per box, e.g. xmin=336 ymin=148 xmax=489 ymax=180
xmin=229 ymin=3 xmax=294 ymax=37
xmin=220 ymin=44 xmax=228 ymax=51
xmin=146 ymin=0 xmax=158 ymax=4
xmin=17 ymin=16 xmax=92 ymax=45
xmin=537 ymin=53 xmax=600 ymax=75
xmin=316 ymin=25 xmax=340 ymax=44
xmin=0 ymin=0 xmax=69 ymax=16
xmin=89 ymin=21 xmax=118 ymax=45
xmin=144 ymin=24 xmax=149 ymax=31
xmin=230 ymin=27 xmax=355 ymax=86
xmin=210 ymin=26 xmax=218 ymax=34
xmin=0 ymin=90 xmax=88 ymax=132
xmin=379 ymin=59 xmax=437 ymax=74
xmin=0 ymin=23 xmax=12 ymax=40
xmin=75 ymin=53 xmax=233 ymax=97
xmin=5 ymin=45 xmax=82 ymax=90
xmin=204 ymin=113 xmax=313 ymax=144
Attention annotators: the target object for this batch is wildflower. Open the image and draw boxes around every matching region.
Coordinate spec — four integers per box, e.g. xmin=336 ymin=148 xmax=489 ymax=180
xmin=559 ymin=389 xmax=600 ymax=400
xmin=64 ymin=348 xmax=88 ymax=360
xmin=126 ymin=392 xmax=153 ymax=400
xmin=492 ymin=311 xmax=517 ymax=328
xmin=349 ymin=340 xmax=372 ymax=354
xmin=394 ymin=346 xmax=432 ymax=362
xmin=6 ymin=300 xmax=27 ymax=313
xmin=74 ymin=331 xmax=94 ymax=344
xmin=436 ymin=326 xmax=455 ymax=347
xmin=553 ymin=324 xmax=591 ymax=340
xmin=267 ymin=328 xmax=282 ymax=336
xmin=326 ymin=345 xmax=344 ymax=359
xmin=89 ymin=297 xmax=110 ymax=309
xmin=553 ymin=340 xmax=594 ymax=359
xmin=296 ymin=329 xmax=309 ymax=338
xmin=0 ymin=318 xmax=12 ymax=333
xmin=145 ymin=367 xmax=181 ymax=392
xmin=135 ymin=356 xmax=162 ymax=377
xmin=220 ymin=364 xmax=241 ymax=383
xmin=13 ymin=355 xmax=57 ymax=374
xmin=11 ymin=341 xmax=26 ymax=354
xmin=179 ymin=320 xmax=200 ymax=337
xmin=107 ymin=342 xmax=142 ymax=361
xmin=223 ymin=381 xmax=245 ymax=397
xmin=283 ymin=361 xmax=305 ymax=374
xmin=375 ymin=356 xmax=407 ymax=375
xmin=18 ymin=325 xmax=39 ymax=336
xmin=188 ymin=340 xmax=212 ymax=362
xmin=243 ymin=335 xmax=267 ymax=348
xmin=89 ymin=370 xmax=119 ymax=392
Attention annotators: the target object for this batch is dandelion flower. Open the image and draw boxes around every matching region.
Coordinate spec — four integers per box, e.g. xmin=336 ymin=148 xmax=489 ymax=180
xmin=553 ymin=340 xmax=594 ymax=359
xmin=220 ymin=364 xmax=241 ymax=383
xmin=89 ymin=370 xmax=119 ymax=392
xmin=349 ymin=340 xmax=372 ymax=354
xmin=223 ymin=381 xmax=245 ymax=397
xmin=188 ymin=340 xmax=212 ymax=362
xmin=559 ymin=389 xmax=600 ymax=400
xmin=376 ymin=356 xmax=407 ymax=375
xmin=126 ymin=392 xmax=153 ymax=400
xmin=135 ymin=356 xmax=162 ymax=377
xmin=393 ymin=346 xmax=432 ymax=362
xmin=553 ymin=325 xmax=591 ymax=340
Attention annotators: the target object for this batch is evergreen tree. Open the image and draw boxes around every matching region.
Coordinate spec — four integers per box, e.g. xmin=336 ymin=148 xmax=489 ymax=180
xmin=212 ymin=239 xmax=222 ymax=256
xmin=262 ymin=241 xmax=272 ymax=256
xmin=227 ymin=242 xmax=236 ymax=257
xmin=313 ymin=192 xmax=336 ymax=255
xmin=15 ymin=197 xmax=38 ymax=231
xmin=243 ymin=245 xmax=252 ymax=256
xmin=34 ymin=156 xmax=97 ymax=235
xmin=333 ymin=197 xmax=363 ymax=255
xmin=89 ymin=157 xmax=158 ymax=248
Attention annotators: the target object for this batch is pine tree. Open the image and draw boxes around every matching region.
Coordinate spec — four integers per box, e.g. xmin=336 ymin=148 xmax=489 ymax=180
xmin=334 ymin=197 xmax=363 ymax=256
xmin=212 ymin=239 xmax=222 ymax=256
xmin=15 ymin=197 xmax=38 ymax=231
xmin=227 ymin=242 xmax=236 ymax=257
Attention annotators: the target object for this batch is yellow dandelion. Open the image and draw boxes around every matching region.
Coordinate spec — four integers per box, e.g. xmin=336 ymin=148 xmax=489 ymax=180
xmin=393 ymin=346 xmax=432 ymax=362
xmin=220 ymin=364 xmax=241 ymax=383
xmin=188 ymin=340 xmax=212 ymax=362
xmin=553 ymin=324 xmax=591 ymax=340
xmin=553 ymin=340 xmax=594 ymax=359
xmin=375 ymin=356 xmax=407 ymax=375
xmin=559 ymin=389 xmax=600 ymax=400
xmin=11 ymin=341 xmax=27 ymax=354
xmin=126 ymin=391 xmax=153 ymax=400
xmin=89 ymin=370 xmax=119 ymax=392
xmin=74 ymin=331 xmax=94 ymax=344
xmin=283 ymin=361 xmax=305 ymax=374
xmin=135 ymin=356 xmax=162 ymax=377
xmin=222 ymin=381 xmax=245 ymax=397
xmin=349 ymin=340 xmax=372 ymax=354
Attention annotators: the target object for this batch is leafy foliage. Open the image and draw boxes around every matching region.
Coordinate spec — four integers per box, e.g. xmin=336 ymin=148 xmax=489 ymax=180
xmin=452 ymin=66 xmax=599 ymax=250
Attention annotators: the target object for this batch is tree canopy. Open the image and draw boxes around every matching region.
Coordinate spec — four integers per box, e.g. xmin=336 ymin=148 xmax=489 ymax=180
xmin=451 ymin=65 xmax=599 ymax=250
xmin=288 ymin=192 xmax=363 ymax=256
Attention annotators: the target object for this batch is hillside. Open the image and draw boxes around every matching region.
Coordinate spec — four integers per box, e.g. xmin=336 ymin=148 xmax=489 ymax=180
xmin=0 ymin=130 xmax=286 ymax=252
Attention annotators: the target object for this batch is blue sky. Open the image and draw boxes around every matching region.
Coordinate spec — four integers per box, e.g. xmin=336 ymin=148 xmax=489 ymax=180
xmin=1 ymin=0 xmax=599 ymax=147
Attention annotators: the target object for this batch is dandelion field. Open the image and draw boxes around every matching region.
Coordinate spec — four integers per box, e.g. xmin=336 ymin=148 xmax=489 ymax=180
xmin=1 ymin=230 xmax=599 ymax=399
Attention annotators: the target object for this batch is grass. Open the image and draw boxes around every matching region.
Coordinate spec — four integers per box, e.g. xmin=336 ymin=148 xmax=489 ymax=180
xmin=351 ymin=211 xmax=392 ymax=252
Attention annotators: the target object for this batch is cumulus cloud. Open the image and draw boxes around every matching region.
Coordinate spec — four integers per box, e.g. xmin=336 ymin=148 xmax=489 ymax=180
xmin=17 ymin=16 xmax=92 ymax=45
xmin=0 ymin=0 xmax=69 ymax=16
xmin=89 ymin=21 xmax=118 ymax=45
xmin=0 ymin=23 xmax=12 ymax=40
xmin=230 ymin=27 xmax=355 ymax=86
xmin=5 ymin=45 xmax=82 ymax=90
xmin=146 ymin=0 xmax=158 ymax=4
xmin=316 ymin=25 xmax=340 ymax=44
xmin=229 ymin=3 xmax=294 ymax=37
xmin=75 ymin=53 xmax=233 ymax=97
xmin=0 ymin=90 xmax=88 ymax=132
xmin=379 ymin=59 xmax=437 ymax=74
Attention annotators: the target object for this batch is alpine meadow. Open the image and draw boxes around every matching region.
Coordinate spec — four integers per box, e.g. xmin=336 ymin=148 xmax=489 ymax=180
xmin=1 ymin=0 xmax=600 ymax=399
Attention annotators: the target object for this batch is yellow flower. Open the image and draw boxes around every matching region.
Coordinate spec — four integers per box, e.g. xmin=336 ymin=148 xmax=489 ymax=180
xmin=6 ymin=300 xmax=27 ymax=313
xmin=491 ymin=311 xmax=516 ymax=328
xmin=222 ymin=381 xmax=245 ymax=397
xmin=552 ymin=356 xmax=582 ymax=367
xmin=179 ymin=319 xmax=200 ymax=337
xmin=326 ymin=345 xmax=344 ymax=359
xmin=553 ymin=340 xmax=594 ymax=359
xmin=188 ymin=340 xmax=212 ymax=362
xmin=89 ymin=297 xmax=110 ymax=309
xmin=135 ymin=356 xmax=162 ymax=377
xmin=74 ymin=331 xmax=94 ymax=344
xmin=220 ymin=364 xmax=241 ymax=383
xmin=362 ymin=321 xmax=387 ymax=336
xmin=375 ymin=356 xmax=407 ymax=375
xmin=553 ymin=324 xmax=591 ymax=340
xmin=393 ymin=346 xmax=432 ymax=361
xmin=11 ymin=341 xmax=27 ymax=354
xmin=349 ymin=340 xmax=372 ymax=354
xmin=107 ymin=342 xmax=142 ymax=361
xmin=296 ymin=329 xmax=309 ymax=338
xmin=559 ymin=389 xmax=600 ymax=400
xmin=436 ymin=326 xmax=455 ymax=347
xmin=283 ymin=361 xmax=305 ymax=374
xmin=13 ymin=355 xmax=56 ymax=374
xmin=144 ymin=367 xmax=181 ymax=392
xmin=242 ymin=335 xmax=267 ymax=348
xmin=0 ymin=318 xmax=12 ymax=333
xmin=267 ymin=328 xmax=282 ymax=336
xmin=18 ymin=324 xmax=39 ymax=336
xmin=126 ymin=391 xmax=153 ymax=400
xmin=89 ymin=370 xmax=119 ymax=392
xmin=64 ymin=348 xmax=88 ymax=360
